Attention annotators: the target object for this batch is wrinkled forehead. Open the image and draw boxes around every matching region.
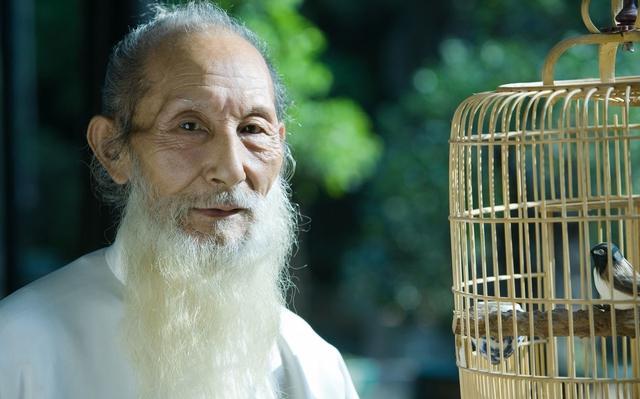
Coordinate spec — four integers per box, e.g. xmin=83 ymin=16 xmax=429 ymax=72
xmin=143 ymin=29 xmax=275 ymax=102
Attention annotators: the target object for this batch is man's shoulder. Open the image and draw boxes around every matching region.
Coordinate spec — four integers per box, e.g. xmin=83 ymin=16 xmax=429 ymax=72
xmin=280 ymin=309 xmax=337 ymax=353
xmin=0 ymin=248 xmax=131 ymax=399
xmin=278 ymin=309 xmax=359 ymax=398
xmin=0 ymin=249 xmax=116 ymax=335
xmin=279 ymin=308 xmax=341 ymax=356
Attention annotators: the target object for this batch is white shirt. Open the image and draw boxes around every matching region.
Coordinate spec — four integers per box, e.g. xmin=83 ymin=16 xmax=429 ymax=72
xmin=0 ymin=247 xmax=359 ymax=398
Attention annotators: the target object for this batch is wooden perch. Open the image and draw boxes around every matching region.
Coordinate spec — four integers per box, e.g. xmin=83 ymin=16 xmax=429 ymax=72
xmin=453 ymin=307 xmax=640 ymax=338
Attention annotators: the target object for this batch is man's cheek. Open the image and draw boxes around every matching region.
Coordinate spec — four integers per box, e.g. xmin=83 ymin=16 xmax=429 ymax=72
xmin=144 ymin=155 xmax=202 ymax=196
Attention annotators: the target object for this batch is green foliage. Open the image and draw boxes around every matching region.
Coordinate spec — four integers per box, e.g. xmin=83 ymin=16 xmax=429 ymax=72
xmin=292 ymin=99 xmax=377 ymax=196
xmin=341 ymin=1 xmax=640 ymax=326
xmin=342 ymin=38 xmax=545 ymax=326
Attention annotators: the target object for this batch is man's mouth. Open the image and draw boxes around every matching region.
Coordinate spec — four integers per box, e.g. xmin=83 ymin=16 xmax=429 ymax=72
xmin=192 ymin=207 xmax=243 ymax=217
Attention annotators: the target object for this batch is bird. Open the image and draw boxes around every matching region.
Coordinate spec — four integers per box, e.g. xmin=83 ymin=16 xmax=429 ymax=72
xmin=591 ymin=242 xmax=640 ymax=309
xmin=469 ymin=301 xmax=525 ymax=365
xmin=471 ymin=334 xmax=525 ymax=365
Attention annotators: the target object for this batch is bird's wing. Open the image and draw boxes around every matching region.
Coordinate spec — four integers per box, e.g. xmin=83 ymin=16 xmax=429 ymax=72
xmin=612 ymin=257 xmax=640 ymax=297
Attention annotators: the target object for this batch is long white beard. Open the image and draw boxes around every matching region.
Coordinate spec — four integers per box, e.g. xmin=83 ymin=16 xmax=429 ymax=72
xmin=116 ymin=177 xmax=296 ymax=399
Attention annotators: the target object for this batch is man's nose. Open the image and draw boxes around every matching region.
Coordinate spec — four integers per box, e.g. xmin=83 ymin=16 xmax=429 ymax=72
xmin=202 ymin=133 xmax=247 ymax=187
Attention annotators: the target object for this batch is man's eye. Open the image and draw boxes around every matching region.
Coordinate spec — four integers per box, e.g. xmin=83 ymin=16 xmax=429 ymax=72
xmin=239 ymin=124 xmax=264 ymax=134
xmin=179 ymin=121 xmax=203 ymax=132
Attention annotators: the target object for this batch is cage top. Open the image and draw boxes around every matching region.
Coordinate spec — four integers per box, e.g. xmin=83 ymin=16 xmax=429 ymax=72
xmin=497 ymin=75 xmax=640 ymax=92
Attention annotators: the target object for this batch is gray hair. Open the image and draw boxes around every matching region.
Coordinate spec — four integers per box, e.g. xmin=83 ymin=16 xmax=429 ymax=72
xmin=91 ymin=1 xmax=294 ymax=209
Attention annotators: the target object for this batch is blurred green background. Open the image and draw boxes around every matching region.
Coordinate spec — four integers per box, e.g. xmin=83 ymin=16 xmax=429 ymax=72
xmin=1 ymin=0 xmax=632 ymax=397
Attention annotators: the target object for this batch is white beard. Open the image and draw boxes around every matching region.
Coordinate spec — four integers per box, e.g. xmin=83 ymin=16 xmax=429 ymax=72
xmin=116 ymin=176 xmax=296 ymax=399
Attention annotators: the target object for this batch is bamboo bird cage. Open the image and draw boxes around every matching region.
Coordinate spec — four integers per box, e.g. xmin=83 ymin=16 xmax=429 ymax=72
xmin=450 ymin=1 xmax=640 ymax=397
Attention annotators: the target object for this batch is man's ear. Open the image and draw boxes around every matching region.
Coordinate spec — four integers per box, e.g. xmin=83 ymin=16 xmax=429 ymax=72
xmin=86 ymin=115 xmax=131 ymax=185
xmin=278 ymin=122 xmax=286 ymax=141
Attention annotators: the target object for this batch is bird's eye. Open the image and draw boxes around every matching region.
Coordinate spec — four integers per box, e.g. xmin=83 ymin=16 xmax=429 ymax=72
xmin=179 ymin=121 xmax=203 ymax=132
xmin=594 ymin=249 xmax=605 ymax=256
xmin=239 ymin=124 xmax=264 ymax=134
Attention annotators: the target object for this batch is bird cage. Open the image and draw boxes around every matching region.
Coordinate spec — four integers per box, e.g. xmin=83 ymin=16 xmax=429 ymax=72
xmin=450 ymin=0 xmax=640 ymax=398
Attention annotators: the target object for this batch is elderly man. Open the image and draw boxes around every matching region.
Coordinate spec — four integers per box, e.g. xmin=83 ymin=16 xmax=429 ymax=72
xmin=0 ymin=3 xmax=358 ymax=398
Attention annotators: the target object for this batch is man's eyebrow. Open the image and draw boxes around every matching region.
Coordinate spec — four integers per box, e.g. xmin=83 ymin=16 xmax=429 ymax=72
xmin=245 ymin=106 xmax=276 ymax=120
